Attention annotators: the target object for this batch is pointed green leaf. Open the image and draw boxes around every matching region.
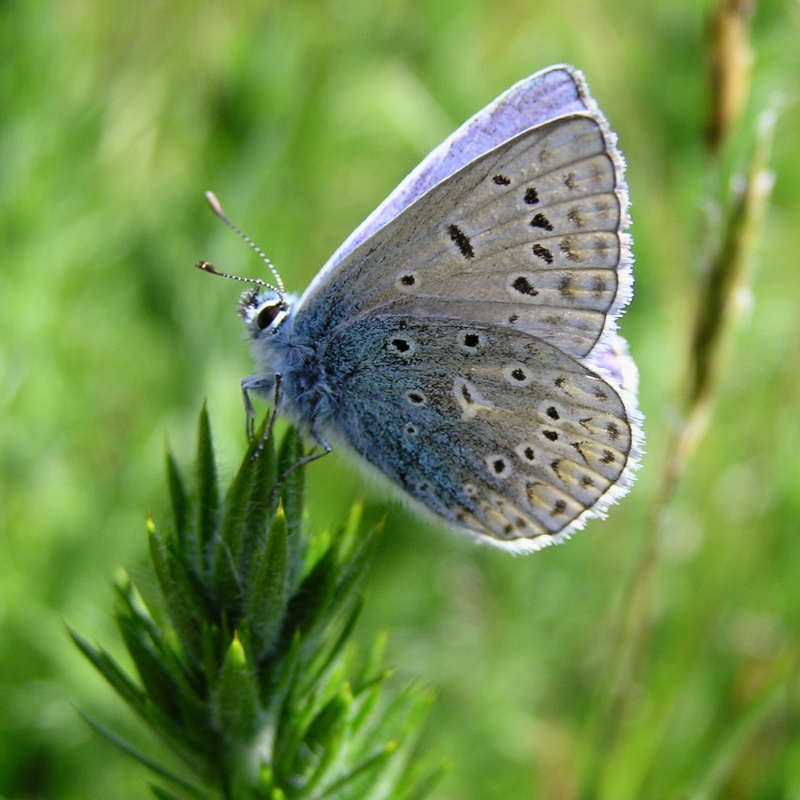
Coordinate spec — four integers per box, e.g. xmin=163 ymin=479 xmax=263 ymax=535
xmin=359 ymin=630 xmax=388 ymax=688
xmin=215 ymin=634 xmax=259 ymax=742
xmin=212 ymin=437 xmax=258 ymax=604
xmin=114 ymin=592 xmax=183 ymax=724
xmin=114 ymin=572 xmax=164 ymax=647
xmin=243 ymin=418 xmax=278 ymax=543
xmin=305 ymin=685 xmax=352 ymax=750
xmin=330 ymin=522 xmax=380 ymax=619
xmin=209 ymin=533 xmax=242 ymax=619
xmin=279 ymin=543 xmax=337 ymax=654
xmin=270 ymin=632 xmax=305 ymax=774
xmin=350 ymin=674 xmax=393 ymax=737
xmin=148 ymin=526 xmax=205 ymax=662
xmin=195 ymin=404 xmax=220 ymax=567
xmin=270 ymin=625 xmax=302 ymax=706
xmin=355 ymin=685 xmax=434 ymax=776
xmin=141 ymin=697 xmax=215 ymax=769
xmin=249 ymin=503 xmax=289 ymax=661
xmin=155 ymin=643 xmax=216 ymax=748
xmin=303 ymin=730 xmax=346 ymax=797
xmin=341 ymin=499 xmax=365 ymax=543
xmin=309 ymin=598 xmax=366 ymax=691
xmin=316 ymin=744 xmax=396 ymax=799
xmin=296 ymin=524 xmax=380 ymax=685
xmin=274 ymin=654 xmax=350 ymax=779
xmin=235 ymin=617 xmax=257 ymax=668
xmin=291 ymin=693 xmax=353 ymax=794
xmin=201 ymin=620 xmax=226 ymax=692
xmin=148 ymin=521 xmax=172 ymax=597
xmin=77 ymin=710 xmax=205 ymax=798
xmin=277 ymin=427 xmax=305 ymax=542
xmin=67 ymin=625 xmax=148 ymax=713
xmin=165 ymin=445 xmax=195 ymax=562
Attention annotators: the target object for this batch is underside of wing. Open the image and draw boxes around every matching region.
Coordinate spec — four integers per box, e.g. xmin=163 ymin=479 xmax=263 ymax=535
xmin=296 ymin=113 xmax=631 ymax=369
xmin=324 ymin=316 xmax=641 ymax=552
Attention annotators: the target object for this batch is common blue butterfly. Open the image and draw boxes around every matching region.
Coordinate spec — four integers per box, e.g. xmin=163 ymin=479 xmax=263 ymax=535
xmin=199 ymin=65 xmax=642 ymax=552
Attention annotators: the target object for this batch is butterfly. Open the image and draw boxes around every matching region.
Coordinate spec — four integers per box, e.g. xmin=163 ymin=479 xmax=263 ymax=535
xmin=199 ymin=64 xmax=643 ymax=552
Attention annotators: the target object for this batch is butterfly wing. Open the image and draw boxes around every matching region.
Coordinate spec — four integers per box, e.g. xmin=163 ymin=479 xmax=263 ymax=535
xmin=306 ymin=65 xmax=600 ymax=298
xmin=322 ymin=315 xmax=637 ymax=550
xmin=286 ymin=77 xmax=640 ymax=548
xmin=295 ymin=112 xmax=631 ymax=367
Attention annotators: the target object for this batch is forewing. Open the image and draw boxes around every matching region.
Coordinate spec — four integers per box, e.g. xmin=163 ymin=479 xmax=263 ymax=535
xmin=295 ymin=113 xmax=631 ymax=366
xmin=325 ymin=317 xmax=638 ymax=551
xmin=307 ymin=66 xmax=597 ymax=294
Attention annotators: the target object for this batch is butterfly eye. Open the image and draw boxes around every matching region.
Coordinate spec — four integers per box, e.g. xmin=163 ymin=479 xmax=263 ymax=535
xmin=256 ymin=303 xmax=281 ymax=330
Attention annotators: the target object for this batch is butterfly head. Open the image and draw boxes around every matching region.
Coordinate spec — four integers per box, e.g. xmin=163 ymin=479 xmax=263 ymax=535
xmin=237 ymin=286 xmax=295 ymax=339
xmin=198 ymin=191 xmax=294 ymax=341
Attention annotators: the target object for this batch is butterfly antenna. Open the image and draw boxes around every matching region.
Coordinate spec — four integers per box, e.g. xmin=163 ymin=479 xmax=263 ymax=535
xmin=200 ymin=190 xmax=286 ymax=296
xmin=195 ymin=260 xmax=284 ymax=295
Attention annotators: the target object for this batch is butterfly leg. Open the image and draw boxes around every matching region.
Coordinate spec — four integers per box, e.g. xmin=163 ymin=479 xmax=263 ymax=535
xmin=242 ymin=373 xmax=333 ymax=498
xmin=240 ymin=373 xmax=285 ymax=467
xmin=241 ymin=375 xmax=278 ymax=441
xmin=268 ymin=429 xmax=332 ymax=506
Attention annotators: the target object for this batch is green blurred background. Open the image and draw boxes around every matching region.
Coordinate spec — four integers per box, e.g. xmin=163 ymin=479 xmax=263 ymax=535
xmin=1 ymin=0 xmax=799 ymax=798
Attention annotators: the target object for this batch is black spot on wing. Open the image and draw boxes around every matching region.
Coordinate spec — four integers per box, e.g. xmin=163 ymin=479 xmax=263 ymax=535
xmin=532 ymin=243 xmax=554 ymax=264
xmin=511 ymin=276 xmax=539 ymax=297
xmin=491 ymin=457 xmax=508 ymax=475
xmin=447 ymin=224 xmax=475 ymax=259
xmin=524 ymin=187 xmax=540 ymax=205
xmin=530 ymin=213 xmax=553 ymax=231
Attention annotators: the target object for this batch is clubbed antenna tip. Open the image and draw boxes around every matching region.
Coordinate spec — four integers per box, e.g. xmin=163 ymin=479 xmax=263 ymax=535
xmin=195 ymin=259 xmax=272 ymax=290
xmin=205 ymin=190 xmax=226 ymax=218
xmin=200 ymin=191 xmax=286 ymax=295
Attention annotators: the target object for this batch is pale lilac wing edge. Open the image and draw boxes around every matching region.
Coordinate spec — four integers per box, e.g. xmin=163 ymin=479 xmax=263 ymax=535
xmin=299 ymin=65 xmax=596 ymax=306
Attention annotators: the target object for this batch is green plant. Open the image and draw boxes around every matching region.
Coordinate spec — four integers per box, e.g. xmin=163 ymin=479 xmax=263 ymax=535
xmin=69 ymin=409 xmax=439 ymax=800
